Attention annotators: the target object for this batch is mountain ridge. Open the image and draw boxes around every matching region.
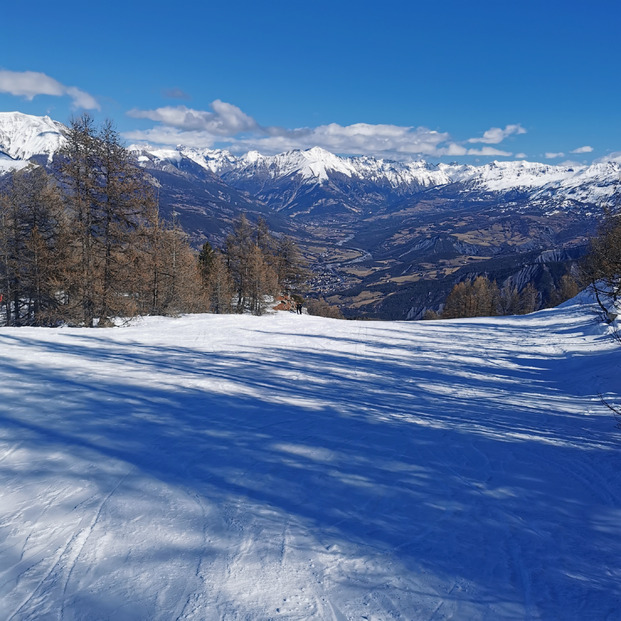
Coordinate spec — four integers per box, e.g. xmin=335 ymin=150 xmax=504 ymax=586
xmin=2 ymin=112 xmax=619 ymax=205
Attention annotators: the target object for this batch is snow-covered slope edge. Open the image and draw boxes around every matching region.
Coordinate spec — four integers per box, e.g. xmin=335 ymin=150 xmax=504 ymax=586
xmin=0 ymin=297 xmax=619 ymax=620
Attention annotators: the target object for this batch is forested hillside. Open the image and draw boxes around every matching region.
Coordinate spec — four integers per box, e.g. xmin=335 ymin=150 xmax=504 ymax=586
xmin=0 ymin=116 xmax=308 ymax=327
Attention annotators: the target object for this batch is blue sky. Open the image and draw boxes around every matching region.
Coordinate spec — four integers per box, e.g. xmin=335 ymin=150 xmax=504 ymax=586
xmin=1 ymin=0 xmax=619 ymax=163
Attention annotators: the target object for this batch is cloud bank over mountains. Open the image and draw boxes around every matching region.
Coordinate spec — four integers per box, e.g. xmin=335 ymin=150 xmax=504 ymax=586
xmin=124 ymin=101 xmax=526 ymax=159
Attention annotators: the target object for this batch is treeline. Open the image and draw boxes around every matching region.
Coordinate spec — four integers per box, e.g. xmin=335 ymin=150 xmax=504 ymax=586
xmin=427 ymin=273 xmax=579 ymax=320
xmin=0 ymin=115 xmax=308 ymax=327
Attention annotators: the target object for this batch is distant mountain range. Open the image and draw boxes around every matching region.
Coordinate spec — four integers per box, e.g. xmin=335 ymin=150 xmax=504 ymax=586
xmin=2 ymin=111 xmax=620 ymax=318
xmin=132 ymin=142 xmax=620 ymax=218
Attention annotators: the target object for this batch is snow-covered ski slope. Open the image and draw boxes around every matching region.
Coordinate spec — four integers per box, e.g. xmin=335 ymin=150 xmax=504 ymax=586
xmin=0 ymin=296 xmax=619 ymax=620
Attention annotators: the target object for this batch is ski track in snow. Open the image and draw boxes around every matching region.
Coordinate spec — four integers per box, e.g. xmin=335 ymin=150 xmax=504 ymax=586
xmin=0 ymin=296 xmax=620 ymax=620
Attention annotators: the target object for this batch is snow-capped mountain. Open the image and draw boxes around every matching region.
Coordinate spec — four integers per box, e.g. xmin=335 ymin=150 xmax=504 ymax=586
xmin=1 ymin=112 xmax=619 ymax=214
xmin=0 ymin=111 xmax=67 ymax=162
xmin=450 ymin=159 xmax=621 ymax=207
xmin=136 ymin=144 xmax=456 ymax=191
xmin=127 ymin=142 xmax=621 ymax=218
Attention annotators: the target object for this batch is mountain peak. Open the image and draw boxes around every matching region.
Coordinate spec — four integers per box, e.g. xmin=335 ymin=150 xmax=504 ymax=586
xmin=0 ymin=111 xmax=67 ymax=161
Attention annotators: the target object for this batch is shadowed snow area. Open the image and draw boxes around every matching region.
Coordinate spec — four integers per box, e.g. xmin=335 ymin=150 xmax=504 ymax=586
xmin=0 ymin=296 xmax=619 ymax=620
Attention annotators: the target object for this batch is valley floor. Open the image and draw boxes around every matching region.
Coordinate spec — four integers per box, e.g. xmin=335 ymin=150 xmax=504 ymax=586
xmin=0 ymin=298 xmax=619 ymax=620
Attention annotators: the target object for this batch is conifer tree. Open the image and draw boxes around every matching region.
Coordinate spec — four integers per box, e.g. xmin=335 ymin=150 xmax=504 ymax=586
xmin=581 ymin=213 xmax=621 ymax=318
xmin=471 ymin=276 xmax=499 ymax=317
xmin=60 ymin=113 xmax=99 ymax=325
xmin=442 ymin=281 xmax=469 ymax=319
xmin=198 ymin=241 xmax=215 ymax=280
xmin=558 ymin=273 xmax=579 ymax=302
xmin=134 ymin=200 xmax=166 ymax=315
xmin=246 ymin=242 xmax=279 ymax=315
xmin=222 ymin=214 xmax=308 ymax=314
xmin=157 ymin=219 xmax=204 ymax=315
xmin=225 ymin=214 xmax=255 ymax=312
xmin=95 ymin=120 xmax=148 ymax=324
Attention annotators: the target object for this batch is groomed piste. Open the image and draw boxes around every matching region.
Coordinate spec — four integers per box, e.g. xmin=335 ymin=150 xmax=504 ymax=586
xmin=0 ymin=294 xmax=619 ymax=620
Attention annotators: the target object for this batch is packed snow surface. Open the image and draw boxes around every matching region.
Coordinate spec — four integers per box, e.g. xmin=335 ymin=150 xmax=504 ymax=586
xmin=0 ymin=298 xmax=620 ymax=620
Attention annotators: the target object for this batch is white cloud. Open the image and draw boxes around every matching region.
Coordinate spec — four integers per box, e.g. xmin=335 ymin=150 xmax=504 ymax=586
xmin=466 ymin=147 xmax=512 ymax=157
xmin=515 ymin=152 xmax=527 ymax=159
xmin=558 ymin=160 xmax=584 ymax=168
xmin=125 ymin=100 xmax=522 ymax=160
xmin=570 ymin=145 xmax=593 ymax=154
xmin=268 ymin=122 xmax=451 ymax=156
xmin=0 ymin=69 xmax=99 ymax=110
xmin=123 ymin=126 xmax=222 ymax=148
xmin=128 ymin=101 xmax=259 ymax=135
xmin=127 ymin=119 xmax=454 ymax=158
xmin=468 ymin=124 xmax=526 ymax=144
xmin=545 ymin=152 xmax=565 ymax=159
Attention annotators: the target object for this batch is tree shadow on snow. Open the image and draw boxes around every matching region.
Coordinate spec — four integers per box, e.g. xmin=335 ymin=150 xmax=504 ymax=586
xmin=0 ymin=318 xmax=619 ymax=619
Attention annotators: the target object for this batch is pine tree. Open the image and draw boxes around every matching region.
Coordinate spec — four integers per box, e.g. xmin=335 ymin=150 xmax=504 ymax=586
xmin=558 ymin=273 xmax=579 ymax=302
xmin=246 ymin=242 xmax=278 ymax=315
xmin=159 ymin=220 xmax=204 ymax=315
xmin=306 ymin=297 xmax=344 ymax=319
xmin=58 ymin=114 xmax=201 ymax=324
xmin=581 ymin=213 xmax=621 ymax=318
xmin=442 ymin=281 xmax=469 ymax=318
xmin=95 ymin=120 xmax=148 ymax=325
xmin=198 ymin=241 xmax=215 ymax=281
xmin=471 ymin=276 xmax=499 ymax=317
xmin=134 ymin=200 xmax=166 ymax=316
